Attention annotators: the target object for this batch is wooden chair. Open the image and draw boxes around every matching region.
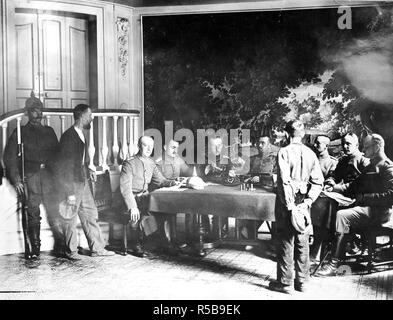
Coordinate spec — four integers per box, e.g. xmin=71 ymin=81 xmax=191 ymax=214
xmin=362 ymin=217 xmax=393 ymax=273
xmin=90 ymin=171 xmax=130 ymax=255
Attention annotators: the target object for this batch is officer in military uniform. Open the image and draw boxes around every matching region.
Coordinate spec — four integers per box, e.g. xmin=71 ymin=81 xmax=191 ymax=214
xmin=310 ymin=135 xmax=338 ymax=264
xmin=317 ymin=134 xmax=393 ymax=276
xmin=120 ymin=136 xmax=178 ymax=257
xmin=155 ymin=139 xmax=191 ymax=249
xmin=3 ymin=94 xmax=60 ymax=260
xmin=324 ymin=132 xmax=370 ymax=255
xmin=202 ymin=136 xmax=238 ymax=238
xmin=239 ymin=136 xmax=279 ymax=246
xmin=325 ymin=133 xmax=370 ymax=191
xmin=249 ymin=136 xmax=279 ymax=182
xmin=156 ymin=139 xmax=191 ymax=179
xmin=203 ymin=136 xmax=237 ymax=183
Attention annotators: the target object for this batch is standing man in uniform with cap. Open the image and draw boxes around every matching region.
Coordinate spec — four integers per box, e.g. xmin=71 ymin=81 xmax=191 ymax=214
xmin=269 ymin=120 xmax=323 ymax=293
xmin=56 ymin=104 xmax=115 ymax=260
xmin=3 ymin=93 xmax=61 ymax=260
xmin=120 ymin=136 xmax=178 ymax=257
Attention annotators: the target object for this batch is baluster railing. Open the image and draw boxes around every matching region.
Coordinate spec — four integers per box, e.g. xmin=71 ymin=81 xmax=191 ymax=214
xmin=101 ymin=116 xmax=109 ymax=171
xmin=121 ymin=116 xmax=128 ymax=162
xmin=16 ymin=117 xmax=22 ymax=145
xmin=128 ymin=116 xmax=134 ymax=157
xmin=133 ymin=117 xmax=139 ymax=155
xmin=1 ymin=123 xmax=7 ymax=167
xmin=60 ymin=115 xmax=65 ymax=134
xmin=112 ymin=116 xmax=119 ymax=167
xmin=0 ymin=108 xmax=140 ymax=172
xmin=88 ymin=115 xmax=96 ymax=172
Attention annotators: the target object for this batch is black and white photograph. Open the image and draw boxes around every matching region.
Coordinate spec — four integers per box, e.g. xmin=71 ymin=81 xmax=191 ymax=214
xmin=1 ymin=0 xmax=393 ymax=304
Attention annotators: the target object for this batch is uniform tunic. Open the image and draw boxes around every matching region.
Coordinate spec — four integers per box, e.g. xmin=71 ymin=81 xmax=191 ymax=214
xmin=335 ymin=156 xmax=393 ymax=234
xmin=155 ymin=154 xmax=190 ymax=180
xmin=3 ymin=122 xmax=58 ymax=226
xmin=249 ymin=144 xmax=279 ymax=176
xmin=325 ymin=150 xmax=370 ymax=189
xmin=120 ymin=155 xmax=174 ymax=211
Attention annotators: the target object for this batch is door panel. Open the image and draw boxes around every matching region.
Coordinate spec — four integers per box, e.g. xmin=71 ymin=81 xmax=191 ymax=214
xmin=15 ymin=12 xmax=89 ymax=109
xmin=15 ymin=13 xmax=39 ymax=107
xmin=66 ymin=17 xmax=89 ymax=108
xmin=70 ymin=26 xmax=88 ymax=91
xmin=44 ymin=98 xmax=63 ymax=109
xmin=41 ymin=19 xmax=63 ymax=91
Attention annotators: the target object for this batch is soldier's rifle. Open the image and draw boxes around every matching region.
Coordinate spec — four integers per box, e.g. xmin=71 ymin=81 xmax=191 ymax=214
xmin=18 ymin=139 xmax=33 ymax=258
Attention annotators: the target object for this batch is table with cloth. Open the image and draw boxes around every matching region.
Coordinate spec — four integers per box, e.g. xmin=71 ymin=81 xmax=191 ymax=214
xmin=149 ymin=184 xmax=276 ymax=255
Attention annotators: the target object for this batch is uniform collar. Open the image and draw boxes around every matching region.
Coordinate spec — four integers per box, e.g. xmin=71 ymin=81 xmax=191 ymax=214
xmin=162 ymin=153 xmax=178 ymax=163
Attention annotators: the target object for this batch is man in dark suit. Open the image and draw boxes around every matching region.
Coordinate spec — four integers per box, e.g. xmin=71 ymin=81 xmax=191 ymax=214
xmin=56 ymin=104 xmax=114 ymax=260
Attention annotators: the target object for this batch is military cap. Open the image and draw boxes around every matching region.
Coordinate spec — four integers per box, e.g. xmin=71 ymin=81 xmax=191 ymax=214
xmin=25 ymin=92 xmax=43 ymax=111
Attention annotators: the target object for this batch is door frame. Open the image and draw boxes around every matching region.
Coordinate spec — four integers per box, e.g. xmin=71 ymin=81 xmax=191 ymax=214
xmin=4 ymin=0 xmax=104 ymax=112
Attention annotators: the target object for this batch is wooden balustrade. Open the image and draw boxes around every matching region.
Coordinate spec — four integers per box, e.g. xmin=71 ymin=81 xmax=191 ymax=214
xmin=0 ymin=108 xmax=140 ymax=171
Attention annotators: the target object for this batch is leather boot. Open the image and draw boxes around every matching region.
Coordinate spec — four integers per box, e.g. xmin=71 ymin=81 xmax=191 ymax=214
xmin=316 ymin=233 xmax=347 ymax=277
xmin=32 ymin=224 xmax=41 ymax=258
xmin=131 ymin=225 xmax=145 ymax=258
xmin=24 ymin=237 xmax=34 ymax=260
xmin=51 ymin=223 xmax=65 ymax=256
xmin=26 ymin=226 xmax=38 ymax=260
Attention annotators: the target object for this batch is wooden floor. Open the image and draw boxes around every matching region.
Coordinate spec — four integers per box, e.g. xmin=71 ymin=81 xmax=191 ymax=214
xmin=1 ymin=234 xmax=393 ymax=300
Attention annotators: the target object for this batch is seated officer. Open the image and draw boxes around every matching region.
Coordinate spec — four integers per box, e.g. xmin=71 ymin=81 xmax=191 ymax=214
xmin=239 ymin=136 xmax=279 ymax=248
xmin=324 ymin=132 xmax=370 ymax=255
xmin=309 ymin=135 xmax=338 ymax=264
xmin=325 ymin=132 xmax=370 ymax=192
xmin=202 ymin=136 xmax=239 ymax=238
xmin=119 ymin=136 xmax=178 ymax=257
xmin=155 ymin=139 xmax=192 ymax=249
xmin=316 ymin=134 xmax=393 ymax=276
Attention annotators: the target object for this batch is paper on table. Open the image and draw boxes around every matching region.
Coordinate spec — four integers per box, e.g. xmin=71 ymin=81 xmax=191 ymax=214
xmin=205 ymin=182 xmax=220 ymax=186
xmin=158 ymin=185 xmax=187 ymax=192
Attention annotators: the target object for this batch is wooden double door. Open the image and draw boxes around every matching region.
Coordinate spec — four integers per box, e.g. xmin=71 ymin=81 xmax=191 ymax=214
xmin=15 ymin=11 xmax=90 ymax=109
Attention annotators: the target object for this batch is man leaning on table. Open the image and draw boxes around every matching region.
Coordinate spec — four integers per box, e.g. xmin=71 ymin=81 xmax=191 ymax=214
xmin=119 ymin=136 xmax=179 ymax=258
xmin=269 ymin=120 xmax=323 ymax=294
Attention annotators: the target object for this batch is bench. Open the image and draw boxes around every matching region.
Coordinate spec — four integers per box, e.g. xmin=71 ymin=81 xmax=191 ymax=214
xmin=90 ymin=170 xmax=130 ymax=255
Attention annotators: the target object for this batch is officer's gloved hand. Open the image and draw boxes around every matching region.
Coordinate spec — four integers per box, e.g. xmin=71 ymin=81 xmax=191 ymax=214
xmin=323 ymin=184 xmax=334 ymax=192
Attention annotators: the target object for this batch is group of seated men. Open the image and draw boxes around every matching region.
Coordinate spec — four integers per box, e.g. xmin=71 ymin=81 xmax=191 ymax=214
xmin=2 ymin=99 xmax=393 ymax=284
